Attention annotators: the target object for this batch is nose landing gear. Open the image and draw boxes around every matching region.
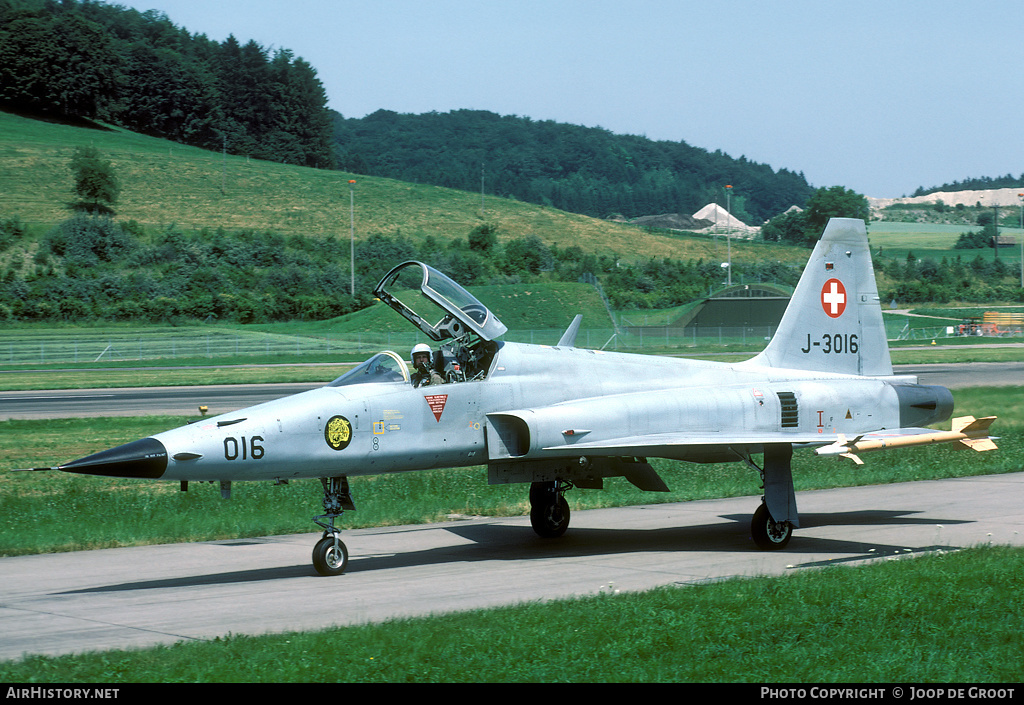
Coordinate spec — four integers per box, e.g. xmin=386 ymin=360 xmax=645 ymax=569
xmin=312 ymin=476 xmax=355 ymax=576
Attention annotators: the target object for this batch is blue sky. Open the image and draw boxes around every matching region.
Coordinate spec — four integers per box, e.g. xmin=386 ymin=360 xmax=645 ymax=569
xmin=116 ymin=0 xmax=1023 ymax=198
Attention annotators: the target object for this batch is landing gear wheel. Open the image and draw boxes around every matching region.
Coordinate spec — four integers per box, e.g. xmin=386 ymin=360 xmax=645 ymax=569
xmin=529 ymin=482 xmax=570 ymax=538
xmin=751 ymin=502 xmax=792 ymax=550
xmin=312 ymin=535 xmax=349 ymax=576
xmin=311 ymin=476 xmax=354 ymax=576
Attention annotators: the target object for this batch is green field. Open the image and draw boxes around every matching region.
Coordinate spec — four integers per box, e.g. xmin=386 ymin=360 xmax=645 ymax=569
xmin=0 ymin=278 xmax=614 ymax=369
xmin=870 ymin=221 xmax=1024 ymax=267
xmin=0 ymin=109 xmax=806 ymax=266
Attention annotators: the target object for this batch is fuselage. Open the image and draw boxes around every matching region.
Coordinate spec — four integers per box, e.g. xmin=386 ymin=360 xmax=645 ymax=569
xmin=69 ymin=340 xmax=951 ymax=483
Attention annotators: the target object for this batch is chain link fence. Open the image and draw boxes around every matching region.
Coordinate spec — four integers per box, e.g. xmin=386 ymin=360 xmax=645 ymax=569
xmin=1 ymin=326 xmax=785 ymax=366
xmin=4 ymin=320 xmax=1017 ymax=366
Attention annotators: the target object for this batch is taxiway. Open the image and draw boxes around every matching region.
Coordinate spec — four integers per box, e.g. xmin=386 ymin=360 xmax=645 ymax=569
xmin=2 ymin=472 xmax=1022 ymax=662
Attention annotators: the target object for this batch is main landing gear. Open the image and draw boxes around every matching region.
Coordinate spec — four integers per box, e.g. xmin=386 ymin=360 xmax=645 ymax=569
xmin=750 ymin=501 xmax=793 ymax=550
xmin=312 ymin=476 xmax=355 ymax=576
xmin=748 ymin=443 xmax=797 ymax=550
xmin=529 ymin=480 xmax=572 ymax=538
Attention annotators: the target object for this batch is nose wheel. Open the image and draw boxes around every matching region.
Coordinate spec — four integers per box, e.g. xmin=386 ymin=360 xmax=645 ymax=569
xmin=312 ymin=534 xmax=349 ymax=576
xmin=312 ymin=476 xmax=355 ymax=576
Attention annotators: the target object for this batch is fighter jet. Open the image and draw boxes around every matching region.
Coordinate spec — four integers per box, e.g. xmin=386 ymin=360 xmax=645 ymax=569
xmin=39 ymin=218 xmax=997 ymax=576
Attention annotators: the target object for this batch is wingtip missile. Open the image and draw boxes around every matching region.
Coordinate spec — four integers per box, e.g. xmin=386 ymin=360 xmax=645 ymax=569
xmin=815 ymin=415 xmax=998 ymax=463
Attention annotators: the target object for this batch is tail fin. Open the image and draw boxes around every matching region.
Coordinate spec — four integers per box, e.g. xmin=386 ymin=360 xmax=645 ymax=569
xmin=558 ymin=314 xmax=583 ymax=347
xmin=747 ymin=218 xmax=892 ymax=376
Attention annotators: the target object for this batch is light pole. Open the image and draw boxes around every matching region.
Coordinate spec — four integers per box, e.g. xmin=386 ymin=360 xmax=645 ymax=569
xmin=725 ymin=184 xmax=733 ymax=286
xmin=221 ymin=134 xmax=227 ymax=195
xmin=349 ymin=180 xmax=356 ymax=297
xmin=1019 ymin=193 xmax=1023 ymax=288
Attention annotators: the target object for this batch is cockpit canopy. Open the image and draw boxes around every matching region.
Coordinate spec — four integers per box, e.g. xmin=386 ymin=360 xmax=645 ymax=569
xmin=373 ymin=261 xmax=507 ymax=343
xmin=327 ymin=350 xmax=409 ymax=388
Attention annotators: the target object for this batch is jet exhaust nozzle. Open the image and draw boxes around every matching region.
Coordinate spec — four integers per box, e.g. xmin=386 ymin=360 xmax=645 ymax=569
xmin=59 ymin=437 xmax=168 ymax=479
xmin=893 ymin=384 xmax=954 ymax=428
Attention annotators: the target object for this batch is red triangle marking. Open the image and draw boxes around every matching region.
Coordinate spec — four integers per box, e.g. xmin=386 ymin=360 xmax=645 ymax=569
xmin=424 ymin=394 xmax=448 ymax=422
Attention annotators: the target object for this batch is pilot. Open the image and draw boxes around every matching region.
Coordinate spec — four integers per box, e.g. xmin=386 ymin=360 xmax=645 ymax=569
xmin=411 ymin=343 xmax=444 ymax=387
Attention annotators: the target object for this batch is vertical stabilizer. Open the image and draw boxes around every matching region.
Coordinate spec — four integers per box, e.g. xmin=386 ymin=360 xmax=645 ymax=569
xmin=558 ymin=314 xmax=583 ymax=347
xmin=746 ymin=218 xmax=892 ymax=376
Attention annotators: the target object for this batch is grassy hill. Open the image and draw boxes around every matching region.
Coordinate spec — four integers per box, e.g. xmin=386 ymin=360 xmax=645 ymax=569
xmin=869 ymin=221 xmax=1023 ymax=268
xmin=234 ymin=280 xmax=615 ymax=338
xmin=0 ymin=110 xmax=805 ymax=266
xmin=327 ymin=282 xmax=614 ymax=334
xmin=13 ymin=108 xmax=1020 ymax=328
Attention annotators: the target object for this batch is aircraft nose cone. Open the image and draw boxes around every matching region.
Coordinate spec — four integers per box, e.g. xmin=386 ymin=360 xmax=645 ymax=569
xmin=59 ymin=437 xmax=168 ymax=479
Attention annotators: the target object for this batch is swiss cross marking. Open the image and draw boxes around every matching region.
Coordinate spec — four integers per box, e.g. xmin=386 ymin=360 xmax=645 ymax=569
xmin=821 ymin=278 xmax=847 ymax=318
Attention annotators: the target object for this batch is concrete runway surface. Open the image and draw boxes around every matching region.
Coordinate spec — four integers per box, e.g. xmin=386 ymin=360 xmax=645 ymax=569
xmin=2 ymin=472 xmax=1022 ymax=662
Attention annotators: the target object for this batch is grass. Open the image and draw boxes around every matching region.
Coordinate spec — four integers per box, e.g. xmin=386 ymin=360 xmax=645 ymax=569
xmin=869 ymin=221 xmax=1024 ymax=267
xmin=1 ymin=341 xmax=1021 ymax=392
xmin=0 ymin=364 xmax=354 ymax=391
xmin=1 ymin=545 xmax=1020 ymax=682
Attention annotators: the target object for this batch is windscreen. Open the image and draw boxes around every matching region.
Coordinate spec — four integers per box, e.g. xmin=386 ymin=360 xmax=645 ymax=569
xmin=327 ymin=351 xmax=409 ymax=387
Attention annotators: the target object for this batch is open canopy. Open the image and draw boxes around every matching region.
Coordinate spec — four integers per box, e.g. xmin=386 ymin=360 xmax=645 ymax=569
xmin=373 ymin=261 xmax=508 ymax=342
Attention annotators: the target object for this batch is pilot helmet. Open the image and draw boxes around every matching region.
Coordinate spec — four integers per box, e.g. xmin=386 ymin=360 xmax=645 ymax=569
xmin=411 ymin=343 xmax=432 ymax=360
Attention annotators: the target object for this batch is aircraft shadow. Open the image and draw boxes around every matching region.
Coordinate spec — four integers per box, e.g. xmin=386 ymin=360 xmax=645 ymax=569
xmin=56 ymin=508 xmax=969 ymax=594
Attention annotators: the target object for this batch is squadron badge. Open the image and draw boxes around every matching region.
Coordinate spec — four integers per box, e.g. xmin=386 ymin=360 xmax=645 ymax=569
xmin=324 ymin=415 xmax=352 ymax=451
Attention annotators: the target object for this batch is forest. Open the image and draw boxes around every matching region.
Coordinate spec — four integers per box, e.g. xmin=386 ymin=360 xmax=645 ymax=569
xmin=333 ymin=109 xmax=815 ymax=224
xmin=0 ymin=0 xmax=335 ymax=168
xmin=1 ymin=0 xmax=817 ymax=226
xmin=912 ymin=174 xmax=1024 ymax=198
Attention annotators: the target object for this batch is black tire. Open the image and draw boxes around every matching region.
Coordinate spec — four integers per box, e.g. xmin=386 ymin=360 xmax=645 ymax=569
xmin=751 ymin=502 xmax=793 ymax=550
xmin=531 ymin=495 xmax=570 ymax=538
xmin=312 ymin=535 xmax=349 ymax=576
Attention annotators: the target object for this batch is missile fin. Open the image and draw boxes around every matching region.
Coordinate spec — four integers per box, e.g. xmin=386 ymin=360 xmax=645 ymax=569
xmin=957 ymin=437 xmax=998 ymax=452
xmin=953 ymin=415 xmax=997 ymax=435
